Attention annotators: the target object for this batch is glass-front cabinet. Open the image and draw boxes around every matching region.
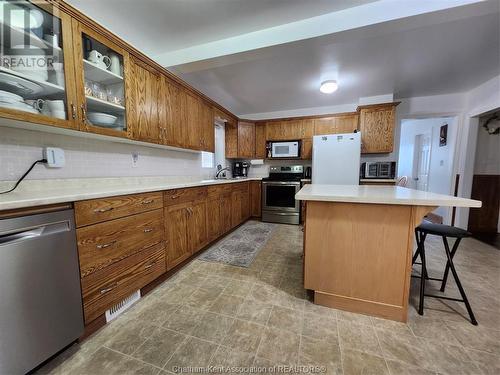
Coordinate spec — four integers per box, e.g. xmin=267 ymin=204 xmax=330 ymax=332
xmin=0 ymin=0 xmax=78 ymax=128
xmin=72 ymin=20 xmax=130 ymax=137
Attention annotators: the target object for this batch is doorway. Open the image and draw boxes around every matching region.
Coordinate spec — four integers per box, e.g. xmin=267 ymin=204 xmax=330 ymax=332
xmin=398 ymin=116 xmax=457 ymax=224
xmin=467 ymin=110 xmax=500 ymax=248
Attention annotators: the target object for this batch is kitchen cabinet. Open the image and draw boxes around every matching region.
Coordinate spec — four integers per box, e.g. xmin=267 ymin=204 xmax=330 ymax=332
xmin=200 ymin=102 xmax=215 ymax=152
xmin=313 ymin=114 xmax=358 ymax=135
xmin=231 ymin=182 xmax=250 ymax=226
xmin=0 ymin=1 xmax=78 ymax=130
xmin=165 ymin=202 xmax=191 ymax=270
xmin=358 ymin=103 xmax=399 ymax=153
xmin=72 ymin=19 xmax=131 ymax=138
xmin=220 ymin=192 xmax=233 ymax=233
xmin=238 ymin=121 xmax=255 ymax=158
xmin=185 ymin=92 xmax=201 ymax=150
xmin=188 ymin=200 xmax=208 ymax=253
xmin=129 ymin=58 xmax=161 ymax=143
xmin=266 ymin=120 xmax=304 ymax=140
xmin=225 ymin=122 xmax=239 ymax=158
xmin=301 ymin=139 xmax=312 ymax=160
xmin=250 ymin=181 xmax=262 ymax=217
xmin=206 ymin=197 xmax=222 ymax=242
xmin=161 ymin=75 xmax=186 ymax=148
xmin=255 ymin=123 xmax=267 ymax=159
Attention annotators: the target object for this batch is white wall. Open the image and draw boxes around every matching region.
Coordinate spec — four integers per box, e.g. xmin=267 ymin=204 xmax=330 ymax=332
xmin=0 ymin=126 xmax=211 ymax=181
xmin=398 ymin=117 xmax=456 ymax=221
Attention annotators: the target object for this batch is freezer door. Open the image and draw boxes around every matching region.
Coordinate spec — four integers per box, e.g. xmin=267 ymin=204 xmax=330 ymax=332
xmin=312 ymin=132 xmax=361 ymax=185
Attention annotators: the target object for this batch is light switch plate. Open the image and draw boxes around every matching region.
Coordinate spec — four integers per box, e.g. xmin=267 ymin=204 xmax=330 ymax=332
xmin=43 ymin=147 xmax=65 ymax=168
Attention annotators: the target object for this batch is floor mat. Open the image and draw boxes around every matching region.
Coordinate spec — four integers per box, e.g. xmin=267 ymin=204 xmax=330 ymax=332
xmin=198 ymin=220 xmax=277 ymax=267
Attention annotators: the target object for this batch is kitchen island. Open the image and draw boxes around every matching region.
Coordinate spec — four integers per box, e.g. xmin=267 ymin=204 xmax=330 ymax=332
xmin=296 ymin=184 xmax=481 ymax=322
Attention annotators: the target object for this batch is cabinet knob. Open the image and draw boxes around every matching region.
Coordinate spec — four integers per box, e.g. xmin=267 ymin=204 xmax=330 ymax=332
xmin=141 ymin=199 xmax=154 ymax=205
xmin=100 ymin=283 xmax=117 ymax=294
xmin=71 ymin=104 xmax=77 ymax=119
xmin=143 ymin=228 xmax=154 ymax=233
xmin=94 ymin=207 xmax=114 ymax=213
xmin=96 ymin=240 xmax=116 ymax=249
xmin=145 ymin=261 xmax=157 ymax=269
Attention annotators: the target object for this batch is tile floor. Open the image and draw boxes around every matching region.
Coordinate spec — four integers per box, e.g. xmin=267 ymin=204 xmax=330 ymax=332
xmin=39 ymin=224 xmax=499 ymax=375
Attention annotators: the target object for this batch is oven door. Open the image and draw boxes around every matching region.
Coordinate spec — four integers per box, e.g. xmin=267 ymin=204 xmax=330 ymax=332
xmin=262 ymin=181 xmax=300 ymax=212
xmin=271 ymin=142 xmax=300 ymax=158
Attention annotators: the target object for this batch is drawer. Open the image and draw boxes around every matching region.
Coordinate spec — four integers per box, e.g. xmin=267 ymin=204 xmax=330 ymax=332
xmin=207 ymin=184 xmax=231 ymax=198
xmin=233 ymin=181 xmax=249 ymax=192
xmin=164 ymin=186 xmax=207 ymax=206
xmin=75 ymin=192 xmax=163 ymax=227
xmin=81 ymin=243 xmax=165 ymax=324
xmin=77 ymin=209 xmax=164 ymax=277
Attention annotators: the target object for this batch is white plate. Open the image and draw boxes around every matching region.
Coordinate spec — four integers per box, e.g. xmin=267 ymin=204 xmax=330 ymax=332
xmin=0 ymin=102 xmax=39 ymax=114
xmin=0 ymin=73 xmax=43 ymax=95
xmin=87 ymin=112 xmax=117 ymax=127
xmin=0 ymin=90 xmax=24 ymax=102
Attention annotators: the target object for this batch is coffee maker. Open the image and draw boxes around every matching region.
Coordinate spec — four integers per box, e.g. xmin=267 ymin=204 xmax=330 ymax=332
xmin=233 ymin=162 xmax=249 ymax=178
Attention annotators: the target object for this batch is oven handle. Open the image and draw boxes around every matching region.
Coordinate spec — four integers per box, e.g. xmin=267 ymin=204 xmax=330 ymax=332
xmin=262 ymin=181 xmax=300 ymax=186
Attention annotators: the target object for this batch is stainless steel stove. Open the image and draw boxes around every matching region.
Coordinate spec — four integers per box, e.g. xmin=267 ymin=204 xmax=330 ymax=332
xmin=261 ymin=165 xmax=303 ymax=225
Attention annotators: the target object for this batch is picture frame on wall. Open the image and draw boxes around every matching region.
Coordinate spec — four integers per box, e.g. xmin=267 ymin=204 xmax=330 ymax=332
xmin=439 ymin=124 xmax=448 ymax=147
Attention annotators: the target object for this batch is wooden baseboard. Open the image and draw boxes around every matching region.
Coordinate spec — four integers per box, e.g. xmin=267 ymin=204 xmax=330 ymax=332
xmin=314 ymin=291 xmax=407 ymax=322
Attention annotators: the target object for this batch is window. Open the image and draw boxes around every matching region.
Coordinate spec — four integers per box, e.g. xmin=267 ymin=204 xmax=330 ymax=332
xmin=201 ymin=151 xmax=214 ymax=168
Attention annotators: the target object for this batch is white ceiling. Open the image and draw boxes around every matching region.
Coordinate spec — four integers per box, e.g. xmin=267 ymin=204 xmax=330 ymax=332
xmin=65 ymin=0 xmax=375 ymax=55
xmin=175 ymin=4 xmax=499 ymax=116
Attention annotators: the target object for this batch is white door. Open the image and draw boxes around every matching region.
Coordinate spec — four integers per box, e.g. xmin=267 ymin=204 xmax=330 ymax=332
xmin=413 ymin=133 xmax=432 ymax=191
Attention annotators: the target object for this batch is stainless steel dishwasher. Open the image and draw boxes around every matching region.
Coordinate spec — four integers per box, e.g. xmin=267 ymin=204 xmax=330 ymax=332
xmin=0 ymin=209 xmax=84 ymax=374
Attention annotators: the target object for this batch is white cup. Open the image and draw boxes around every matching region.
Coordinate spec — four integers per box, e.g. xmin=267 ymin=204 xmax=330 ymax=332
xmin=46 ymin=100 xmax=65 ymax=112
xmin=51 ymin=110 xmax=66 ymax=120
xmin=88 ymin=50 xmax=111 ymax=69
xmin=25 ymin=99 xmax=45 ymax=112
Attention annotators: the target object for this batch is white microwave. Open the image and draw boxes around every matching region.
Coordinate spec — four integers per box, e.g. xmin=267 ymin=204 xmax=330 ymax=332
xmin=270 ymin=141 xmax=301 ymax=158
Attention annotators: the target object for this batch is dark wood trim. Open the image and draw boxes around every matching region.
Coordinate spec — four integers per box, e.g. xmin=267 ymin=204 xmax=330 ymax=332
xmin=78 ymin=313 xmax=106 ymax=342
xmin=356 ymin=102 xmax=401 ymax=111
xmin=240 ymin=111 xmax=359 ymax=124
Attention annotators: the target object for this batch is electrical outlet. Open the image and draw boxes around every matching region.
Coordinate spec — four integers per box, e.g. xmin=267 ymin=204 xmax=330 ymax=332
xmin=132 ymin=152 xmax=139 ymax=167
xmin=43 ymin=147 xmax=65 ymax=168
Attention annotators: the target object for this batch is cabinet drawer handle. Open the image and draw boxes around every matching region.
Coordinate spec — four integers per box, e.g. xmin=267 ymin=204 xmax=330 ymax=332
xmin=141 ymin=199 xmax=154 ymax=204
xmin=145 ymin=261 xmax=157 ymax=269
xmin=171 ymin=195 xmax=179 ymax=200
xmin=94 ymin=207 xmax=114 ymax=213
xmin=143 ymin=228 xmax=153 ymax=233
xmin=96 ymin=240 xmax=116 ymax=249
xmin=100 ymin=283 xmax=117 ymax=294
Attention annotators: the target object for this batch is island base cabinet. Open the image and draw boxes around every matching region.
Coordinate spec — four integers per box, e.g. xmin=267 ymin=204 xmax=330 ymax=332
xmin=304 ymin=201 xmax=433 ymax=322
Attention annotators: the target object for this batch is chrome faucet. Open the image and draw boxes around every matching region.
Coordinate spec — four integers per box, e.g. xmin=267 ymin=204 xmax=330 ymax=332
xmin=215 ymin=165 xmax=230 ymax=179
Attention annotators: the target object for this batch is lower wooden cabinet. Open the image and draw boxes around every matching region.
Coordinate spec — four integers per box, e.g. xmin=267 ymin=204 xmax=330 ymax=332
xmin=81 ymin=242 xmax=165 ymax=324
xmin=76 ymin=181 xmax=253 ymax=326
xmin=250 ymin=181 xmax=262 ymax=217
xmin=165 ymin=202 xmax=191 ymax=270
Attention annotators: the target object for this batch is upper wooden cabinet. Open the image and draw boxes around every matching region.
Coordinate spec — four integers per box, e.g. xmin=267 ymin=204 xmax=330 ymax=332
xmin=161 ymin=75 xmax=185 ymax=148
xmin=72 ymin=19 xmax=132 ymax=138
xmin=238 ymin=121 xmax=255 ymax=159
xmin=200 ymin=101 xmax=215 ymax=153
xmin=0 ymin=1 xmax=78 ymax=130
xmin=313 ymin=113 xmax=358 ymax=135
xmin=255 ymin=122 xmax=267 ymax=159
xmin=129 ymin=58 xmax=161 ymax=143
xmin=266 ymin=119 xmax=305 ymax=140
xmin=358 ymin=103 xmax=399 ymax=154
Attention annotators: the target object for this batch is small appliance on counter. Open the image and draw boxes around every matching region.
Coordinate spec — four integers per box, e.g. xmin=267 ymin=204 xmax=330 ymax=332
xmin=232 ymin=161 xmax=249 ymax=178
xmin=262 ymin=165 xmax=303 ymax=225
xmin=267 ymin=140 xmax=301 ymax=158
xmin=360 ymin=161 xmax=397 ymax=179
xmin=304 ymin=166 xmax=312 ymax=179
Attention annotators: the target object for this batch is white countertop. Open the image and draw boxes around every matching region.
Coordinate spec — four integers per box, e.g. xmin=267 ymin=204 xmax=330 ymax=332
xmin=359 ymin=178 xmax=397 ymax=183
xmin=296 ymin=184 xmax=481 ymax=208
xmin=0 ymin=176 xmax=262 ymax=211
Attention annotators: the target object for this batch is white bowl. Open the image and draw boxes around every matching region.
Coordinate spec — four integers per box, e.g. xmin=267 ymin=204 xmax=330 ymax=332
xmin=87 ymin=112 xmax=117 ymax=127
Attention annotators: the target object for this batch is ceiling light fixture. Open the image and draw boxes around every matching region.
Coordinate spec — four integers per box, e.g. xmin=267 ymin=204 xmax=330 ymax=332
xmin=320 ymin=80 xmax=338 ymax=94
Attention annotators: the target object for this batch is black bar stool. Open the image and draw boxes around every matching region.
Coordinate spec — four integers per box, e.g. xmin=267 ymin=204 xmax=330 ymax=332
xmin=412 ymin=221 xmax=477 ymax=325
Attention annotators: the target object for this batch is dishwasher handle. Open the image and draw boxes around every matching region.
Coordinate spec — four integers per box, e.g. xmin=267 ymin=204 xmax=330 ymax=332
xmin=0 ymin=221 xmax=71 ymax=246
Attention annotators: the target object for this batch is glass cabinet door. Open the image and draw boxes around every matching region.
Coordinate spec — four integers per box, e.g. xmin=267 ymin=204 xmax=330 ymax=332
xmin=72 ymin=20 xmax=129 ymax=137
xmin=0 ymin=0 xmax=77 ymax=128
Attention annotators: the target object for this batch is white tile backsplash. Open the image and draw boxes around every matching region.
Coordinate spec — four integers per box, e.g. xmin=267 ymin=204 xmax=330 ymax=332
xmin=0 ymin=127 xmax=213 ymax=181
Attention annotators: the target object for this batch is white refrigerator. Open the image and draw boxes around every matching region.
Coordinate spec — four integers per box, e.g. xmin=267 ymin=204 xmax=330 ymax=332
xmin=312 ymin=132 xmax=361 ymax=184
